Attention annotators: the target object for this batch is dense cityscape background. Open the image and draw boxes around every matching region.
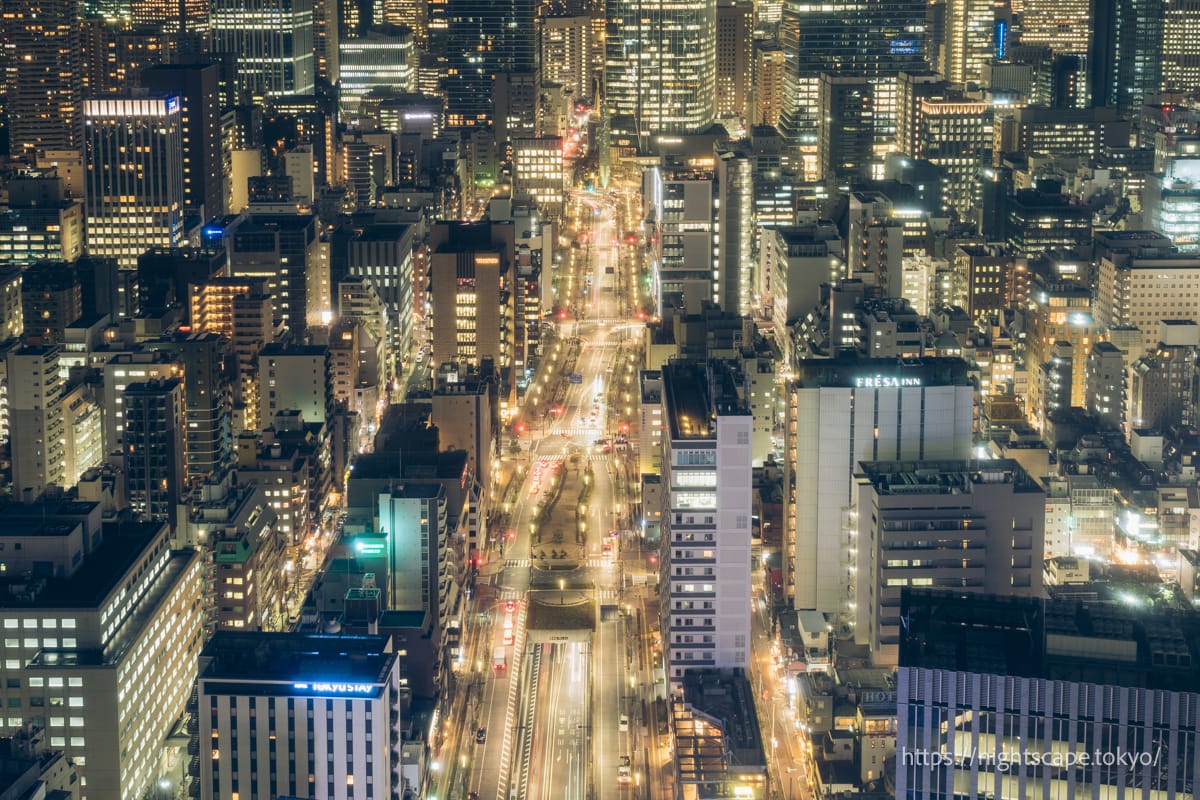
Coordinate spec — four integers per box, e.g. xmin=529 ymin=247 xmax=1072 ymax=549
xmin=0 ymin=0 xmax=1198 ymax=798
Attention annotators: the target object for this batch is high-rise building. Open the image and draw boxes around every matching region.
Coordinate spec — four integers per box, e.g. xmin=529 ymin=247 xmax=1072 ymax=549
xmin=897 ymin=589 xmax=1200 ymax=800
xmin=428 ymin=221 xmax=517 ymax=372
xmin=220 ymin=210 xmax=321 ymax=336
xmin=642 ymin=147 xmax=754 ymax=315
xmin=338 ymin=26 xmax=416 ymax=116
xmin=138 ymin=63 xmax=225 ymax=220
xmin=1086 ymin=340 xmax=1126 ymax=430
xmin=210 ymin=0 xmax=315 ymax=103
xmin=257 ymin=343 xmax=332 ymax=427
xmin=778 ymin=0 xmax=926 ymax=177
xmin=1089 ymin=0 xmax=1164 ymax=112
xmin=20 ymin=263 xmax=82 ymax=345
xmin=1147 ymin=153 xmax=1200 ymax=252
xmin=854 ymin=459 xmax=1045 ymax=665
xmin=83 ymin=94 xmax=185 ymax=277
xmin=0 ymin=516 xmax=202 ymax=799
xmin=752 ymin=43 xmax=788 ymax=128
xmin=378 ymin=483 xmax=449 ymax=622
xmin=123 ymin=378 xmax=188 ymax=526
xmin=2 ymin=0 xmax=83 ymax=157
xmin=660 ymin=360 xmax=752 ymax=689
xmin=0 ymin=177 xmax=85 ymax=265
xmin=7 ymin=345 xmax=66 ymax=499
xmin=130 ymin=0 xmax=209 ymax=35
xmin=196 ymin=632 xmax=404 ymax=800
xmin=442 ymin=0 xmax=536 ymax=128
xmin=1161 ymin=0 xmax=1200 ymax=96
xmin=817 ymin=73 xmax=876 ymax=185
xmin=541 ymin=14 xmax=593 ymax=103
xmin=604 ymin=0 xmax=717 ymax=137
xmin=1019 ymin=0 xmax=1091 ymax=55
xmin=512 ymin=137 xmax=566 ymax=215
xmin=1095 ymin=231 xmax=1200 ymax=354
xmin=942 ymin=0 xmax=994 ymax=85
xmin=785 ymin=356 xmax=975 ymax=615
xmin=149 ymin=331 xmax=234 ymax=482
xmin=715 ymin=0 xmax=752 ymax=125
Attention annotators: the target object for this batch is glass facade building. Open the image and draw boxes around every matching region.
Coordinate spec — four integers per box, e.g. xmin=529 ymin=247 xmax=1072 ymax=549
xmin=604 ymin=0 xmax=717 ymax=137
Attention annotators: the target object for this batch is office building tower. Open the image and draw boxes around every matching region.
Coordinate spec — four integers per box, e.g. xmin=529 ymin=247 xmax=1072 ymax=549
xmin=442 ymin=0 xmax=536 ymax=128
xmin=786 ymin=356 xmax=975 ymax=615
xmin=221 ymin=209 xmax=321 ymax=336
xmin=210 ymin=0 xmax=315 ymax=103
xmin=338 ymin=26 xmax=416 ymax=116
xmin=660 ymin=360 xmax=752 ymax=689
xmin=778 ymin=0 xmax=926 ymax=178
xmin=1086 ymin=340 xmax=1126 ymax=430
xmin=20 ymin=263 xmax=82 ymax=346
xmin=138 ymin=64 xmax=224 ymax=220
xmin=2 ymin=0 xmax=83 ymax=157
xmin=314 ymin=0 xmax=340 ymax=82
xmin=1089 ymin=0 xmax=1164 ymax=112
xmin=942 ymin=0 xmax=994 ymax=85
xmin=130 ymin=0 xmax=209 ymax=35
xmin=855 ymin=459 xmax=1044 ymax=665
xmin=715 ymin=0 xmax=752 ymax=125
xmin=137 ymin=246 xmax=227 ymax=316
xmin=993 ymin=105 xmax=1129 ymax=163
xmin=83 ymin=94 xmax=185 ymax=277
xmin=1003 ymin=190 xmax=1092 ymax=258
xmin=1127 ymin=320 xmax=1200 ymax=431
xmin=1095 ymin=232 xmax=1200 ymax=354
xmin=512 ymin=137 xmax=566 ymax=215
xmin=7 ymin=346 xmax=66 ymax=499
xmin=642 ymin=147 xmax=753 ymax=315
xmin=0 ymin=177 xmax=85 ymax=265
xmin=493 ymin=71 xmax=539 ymax=144
xmin=123 ymin=378 xmax=187 ymax=525
xmin=257 ymin=343 xmax=332 ymax=427
xmin=541 ymin=14 xmax=593 ymax=103
xmin=1161 ymin=0 xmax=1200 ymax=96
xmin=604 ymin=0 xmax=717 ymax=137
xmin=345 ymin=222 xmax=415 ymax=379
xmin=428 ymin=221 xmax=517 ymax=372
xmin=431 ymin=374 xmax=496 ymax=490
xmin=818 ymin=74 xmax=875 ymax=185
xmin=149 ymin=331 xmax=234 ymax=481
xmin=1147 ymin=153 xmax=1200 ymax=253
xmin=752 ymin=43 xmax=788 ymax=128
xmin=897 ymin=589 xmax=1200 ymax=800
xmin=1022 ymin=271 xmax=1099 ymax=421
xmin=378 ymin=483 xmax=449 ymax=624
xmin=0 ymin=516 xmax=203 ymax=798
xmin=196 ymin=632 xmax=403 ymax=800
xmin=1019 ymin=0 xmax=1091 ymax=55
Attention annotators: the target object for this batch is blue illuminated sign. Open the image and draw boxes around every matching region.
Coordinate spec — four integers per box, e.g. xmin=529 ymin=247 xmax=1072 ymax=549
xmin=166 ymin=97 xmax=179 ymax=113
xmin=994 ymin=20 xmax=1008 ymax=59
xmin=292 ymin=682 xmax=376 ymax=696
xmin=890 ymin=39 xmax=919 ymax=55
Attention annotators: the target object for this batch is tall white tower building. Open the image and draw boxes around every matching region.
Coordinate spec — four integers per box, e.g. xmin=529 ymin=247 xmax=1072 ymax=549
xmin=660 ymin=360 xmax=752 ymax=689
xmin=785 ymin=356 xmax=975 ymax=618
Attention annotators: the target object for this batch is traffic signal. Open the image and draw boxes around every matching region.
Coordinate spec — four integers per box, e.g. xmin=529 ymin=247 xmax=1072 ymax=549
xmin=515 ymin=422 xmax=526 ymax=434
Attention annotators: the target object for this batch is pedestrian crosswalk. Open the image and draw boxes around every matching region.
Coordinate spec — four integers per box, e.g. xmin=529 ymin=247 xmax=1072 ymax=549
xmin=503 ymin=558 xmax=532 ymax=569
xmin=503 ymin=556 xmax=616 ymax=569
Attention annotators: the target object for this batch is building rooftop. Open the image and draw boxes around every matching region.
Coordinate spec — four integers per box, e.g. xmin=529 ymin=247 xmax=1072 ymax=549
xmin=680 ymin=669 xmax=766 ymax=769
xmin=900 ymin=589 xmax=1200 ymax=692
xmin=199 ymin=631 xmax=396 ymax=687
xmin=0 ymin=520 xmax=166 ymax=608
xmin=855 ymin=459 xmax=1042 ymax=495
xmin=662 ymin=360 xmax=748 ymax=440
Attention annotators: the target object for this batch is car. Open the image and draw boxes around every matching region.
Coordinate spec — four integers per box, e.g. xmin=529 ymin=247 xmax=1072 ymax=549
xmin=475 ymin=728 xmax=487 ymax=744
xmin=617 ymin=765 xmax=632 ymax=784
xmin=618 ymin=715 xmax=629 ymax=732
xmin=505 ymin=599 xmax=517 ymax=613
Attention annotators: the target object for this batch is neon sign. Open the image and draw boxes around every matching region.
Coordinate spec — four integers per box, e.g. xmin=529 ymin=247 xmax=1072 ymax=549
xmin=855 ymin=375 xmax=922 ymax=388
xmin=292 ymin=682 xmax=376 ymax=695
